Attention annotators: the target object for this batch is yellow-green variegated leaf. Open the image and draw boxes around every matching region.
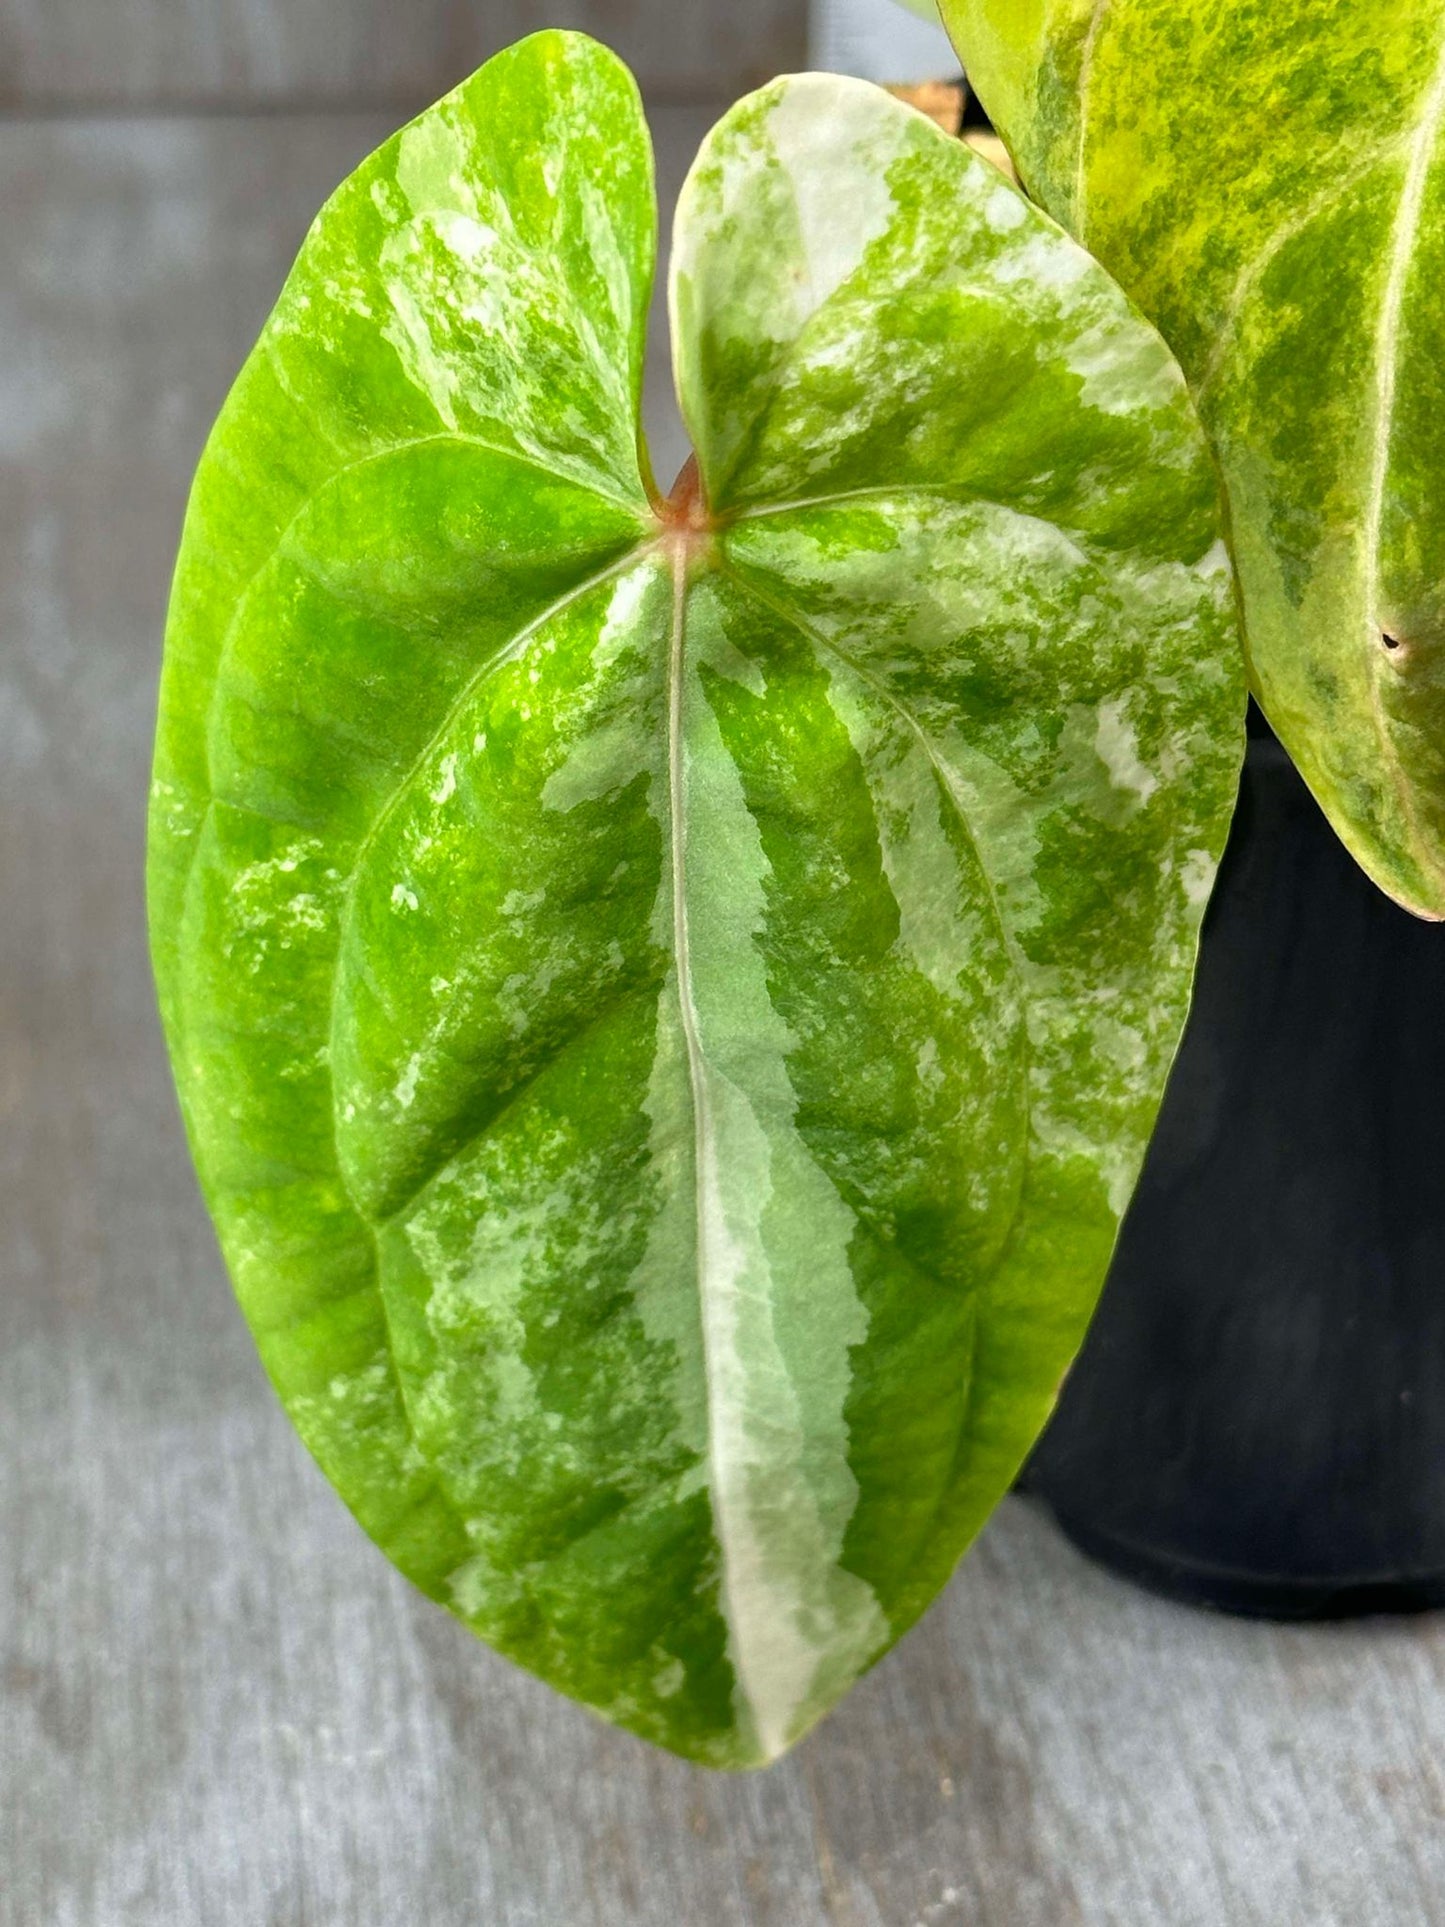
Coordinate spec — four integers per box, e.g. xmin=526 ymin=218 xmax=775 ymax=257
xmin=941 ymin=0 xmax=1445 ymax=916
xmin=148 ymin=32 xmax=1243 ymax=1768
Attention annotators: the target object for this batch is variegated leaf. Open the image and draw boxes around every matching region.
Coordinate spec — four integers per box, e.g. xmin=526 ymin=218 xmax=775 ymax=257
xmin=942 ymin=0 xmax=1445 ymax=916
xmin=148 ymin=31 xmax=1243 ymax=1766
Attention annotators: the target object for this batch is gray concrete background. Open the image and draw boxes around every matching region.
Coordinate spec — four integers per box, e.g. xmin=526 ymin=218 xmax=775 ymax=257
xmin=5 ymin=8 xmax=1445 ymax=1924
xmin=0 ymin=0 xmax=804 ymax=107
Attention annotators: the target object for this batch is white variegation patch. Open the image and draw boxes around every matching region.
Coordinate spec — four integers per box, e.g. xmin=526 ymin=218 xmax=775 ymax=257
xmin=764 ymin=79 xmax=900 ymax=321
xmin=643 ymin=557 xmax=886 ymax=1760
xmin=1094 ymin=695 xmax=1159 ymax=803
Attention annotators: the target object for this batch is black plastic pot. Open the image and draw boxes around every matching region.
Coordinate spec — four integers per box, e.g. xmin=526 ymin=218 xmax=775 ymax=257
xmin=1024 ymin=709 xmax=1445 ymax=1617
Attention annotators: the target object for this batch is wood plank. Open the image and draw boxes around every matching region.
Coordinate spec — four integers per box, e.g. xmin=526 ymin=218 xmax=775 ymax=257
xmin=4 ymin=106 xmax=1444 ymax=1927
xmin=0 ymin=0 xmax=806 ymax=108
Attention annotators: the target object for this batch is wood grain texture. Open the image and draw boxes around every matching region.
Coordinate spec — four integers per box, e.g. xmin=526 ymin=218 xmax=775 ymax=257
xmin=0 ymin=0 xmax=806 ymax=106
xmin=4 ymin=105 xmax=1445 ymax=1926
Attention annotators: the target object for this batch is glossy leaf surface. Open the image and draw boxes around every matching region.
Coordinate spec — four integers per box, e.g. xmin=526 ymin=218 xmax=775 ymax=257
xmin=149 ymin=32 xmax=1243 ymax=1765
xmin=942 ymin=0 xmax=1445 ymax=916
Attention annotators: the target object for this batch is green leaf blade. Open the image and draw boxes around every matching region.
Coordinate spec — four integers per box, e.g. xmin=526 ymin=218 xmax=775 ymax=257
xmin=943 ymin=0 xmax=1445 ymax=915
xmin=151 ymin=47 xmax=1243 ymax=1767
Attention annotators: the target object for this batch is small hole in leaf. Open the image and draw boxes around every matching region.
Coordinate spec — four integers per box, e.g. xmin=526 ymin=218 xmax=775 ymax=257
xmin=1382 ymin=632 xmax=1402 ymax=651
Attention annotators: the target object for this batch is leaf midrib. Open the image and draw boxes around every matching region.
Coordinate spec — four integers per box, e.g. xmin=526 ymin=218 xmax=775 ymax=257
xmin=659 ymin=533 xmax=778 ymax=1756
xmin=1072 ymin=0 xmax=1112 ymax=244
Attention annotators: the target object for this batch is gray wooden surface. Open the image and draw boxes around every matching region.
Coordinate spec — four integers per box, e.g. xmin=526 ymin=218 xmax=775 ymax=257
xmin=6 ymin=94 xmax=1445 ymax=1927
xmin=0 ymin=0 xmax=805 ymax=108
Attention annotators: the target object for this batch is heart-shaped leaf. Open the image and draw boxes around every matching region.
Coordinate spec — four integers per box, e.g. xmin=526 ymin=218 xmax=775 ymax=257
xmin=149 ymin=30 xmax=1243 ymax=1765
xmin=942 ymin=0 xmax=1445 ymax=916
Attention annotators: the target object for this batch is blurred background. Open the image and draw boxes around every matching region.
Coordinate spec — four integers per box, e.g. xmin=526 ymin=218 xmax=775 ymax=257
xmin=4 ymin=2 xmax=1445 ymax=1922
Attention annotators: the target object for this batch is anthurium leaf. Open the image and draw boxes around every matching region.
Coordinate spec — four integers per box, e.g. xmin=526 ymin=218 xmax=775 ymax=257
xmin=149 ymin=30 xmax=1243 ymax=1767
xmin=940 ymin=1 xmax=1445 ymax=917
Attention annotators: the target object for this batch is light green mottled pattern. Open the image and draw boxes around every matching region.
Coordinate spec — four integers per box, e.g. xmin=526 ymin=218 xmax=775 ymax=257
xmin=151 ymin=24 xmax=655 ymax=1675
xmin=149 ymin=37 xmax=1243 ymax=1767
xmin=943 ymin=0 xmax=1445 ymax=917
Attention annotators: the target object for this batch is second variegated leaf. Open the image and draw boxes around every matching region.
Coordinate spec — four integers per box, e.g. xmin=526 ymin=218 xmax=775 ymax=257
xmin=942 ymin=0 xmax=1445 ymax=916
